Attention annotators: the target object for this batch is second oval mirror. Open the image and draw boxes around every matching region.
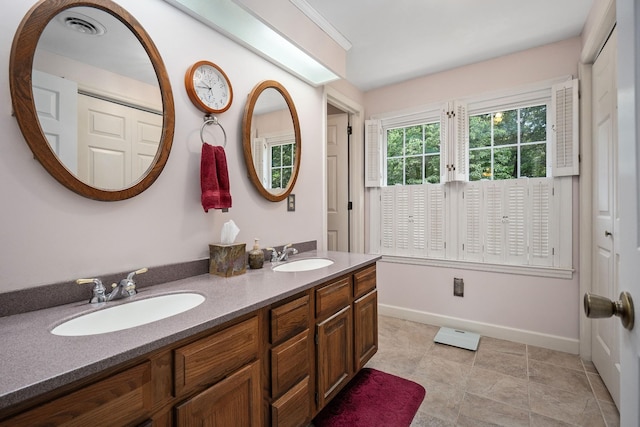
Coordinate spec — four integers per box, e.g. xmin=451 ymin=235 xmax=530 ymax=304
xmin=242 ymin=81 xmax=301 ymax=202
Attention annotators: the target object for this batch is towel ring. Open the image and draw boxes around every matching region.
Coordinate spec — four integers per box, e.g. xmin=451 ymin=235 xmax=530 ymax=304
xmin=200 ymin=115 xmax=227 ymax=147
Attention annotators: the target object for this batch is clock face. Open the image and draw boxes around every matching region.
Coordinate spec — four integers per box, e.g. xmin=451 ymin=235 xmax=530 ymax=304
xmin=186 ymin=61 xmax=233 ymax=114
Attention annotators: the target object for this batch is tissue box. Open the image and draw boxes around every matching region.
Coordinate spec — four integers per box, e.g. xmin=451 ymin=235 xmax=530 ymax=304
xmin=209 ymin=243 xmax=246 ymax=277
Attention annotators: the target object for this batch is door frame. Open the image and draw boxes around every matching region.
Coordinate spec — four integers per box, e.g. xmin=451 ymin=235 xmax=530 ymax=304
xmin=579 ymin=0 xmax=617 ymax=361
xmin=323 ymin=87 xmax=365 ymax=253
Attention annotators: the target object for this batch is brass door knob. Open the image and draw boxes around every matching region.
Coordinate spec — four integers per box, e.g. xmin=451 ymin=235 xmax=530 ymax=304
xmin=584 ymin=291 xmax=635 ymax=330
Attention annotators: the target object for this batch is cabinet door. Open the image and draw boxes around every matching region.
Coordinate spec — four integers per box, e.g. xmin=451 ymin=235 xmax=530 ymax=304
xmin=175 ymin=361 xmax=262 ymax=427
xmin=354 ymin=289 xmax=378 ymax=371
xmin=316 ymin=305 xmax=352 ymax=408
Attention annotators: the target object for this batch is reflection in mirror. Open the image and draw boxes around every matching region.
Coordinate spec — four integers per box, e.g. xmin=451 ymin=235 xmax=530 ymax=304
xmin=243 ymin=81 xmax=301 ymax=202
xmin=35 ymin=6 xmax=162 ymax=190
xmin=10 ymin=0 xmax=174 ymax=201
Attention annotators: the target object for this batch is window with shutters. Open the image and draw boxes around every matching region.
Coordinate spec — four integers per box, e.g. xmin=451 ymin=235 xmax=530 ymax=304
xmin=369 ymin=78 xmax=577 ymax=274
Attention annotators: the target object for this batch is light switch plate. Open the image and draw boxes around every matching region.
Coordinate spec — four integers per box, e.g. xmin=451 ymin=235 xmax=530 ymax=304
xmin=287 ymin=194 xmax=295 ymax=211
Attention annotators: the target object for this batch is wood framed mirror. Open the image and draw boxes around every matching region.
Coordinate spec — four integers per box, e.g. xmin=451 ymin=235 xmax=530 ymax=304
xmin=10 ymin=0 xmax=175 ymax=201
xmin=242 ymin=80 xmax=301 ymax=202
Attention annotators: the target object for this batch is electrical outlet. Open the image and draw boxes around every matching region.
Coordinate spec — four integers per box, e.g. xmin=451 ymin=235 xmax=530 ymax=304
xmin=454 ymin=278 xmax=464 ymax=297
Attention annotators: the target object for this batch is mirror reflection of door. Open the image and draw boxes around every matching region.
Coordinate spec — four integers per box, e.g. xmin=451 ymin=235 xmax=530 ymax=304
xmin=32 ymin=70 xmax=78 ymax=174
xmin=77 ymin=95 xmax=162 ymax=190
xmin=327 ymin=105 xmax=350 ymax=252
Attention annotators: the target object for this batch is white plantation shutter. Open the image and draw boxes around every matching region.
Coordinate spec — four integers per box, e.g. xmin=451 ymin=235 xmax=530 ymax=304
xmin=439 ymin=105 xmax=450 ymax=183
xmin=411 ymin=184 xmax=427 ymax=255
xmin=529 ymin=178 xmax=554 ymax=266
xmin=461 ymin=182 xmax=483 ymax=262
xmin=504 ymin=180 xmax=528 ymax=265
xmin=452 ymin=102 xmax=469 ymax=182
xmin=380 ymin=187 xmax=395 ymax=254
xmin=395 ymin=186 xmax=410 ymax=254
xmin=427 ymin=184 xmax=446 ymax=258
xmin=552 ymin=79 xmax=579 ymax=176
xmin=365 ymin=119 xmax=383 ymax=187
xmin=484 ymin=181 xmax=504 ymax=263
xmin=440 ymin=102 xmax=469 ymax=182
xmin=252 ymin=138 xmax=266 ymax=186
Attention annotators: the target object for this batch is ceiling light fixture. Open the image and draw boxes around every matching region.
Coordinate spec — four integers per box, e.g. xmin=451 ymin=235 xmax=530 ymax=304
xmin=163 ymin=0 xmax=340 ymax=86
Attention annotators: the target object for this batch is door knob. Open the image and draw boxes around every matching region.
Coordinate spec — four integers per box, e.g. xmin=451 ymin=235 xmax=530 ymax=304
xmin=584 ymin=291 xmax=635 ymax=330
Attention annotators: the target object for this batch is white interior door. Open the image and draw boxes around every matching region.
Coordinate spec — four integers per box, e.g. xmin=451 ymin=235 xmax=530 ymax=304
xmin=327 ymin=113 xmax=349 ymax=251
xmin=77 ymin=94 xmax=162 ymax=189
xmin=616 ymin=0 xmax=640 ymax=423
xmin=32 ymin=70 xmax=78 ymax=174
xmin=591 ymin=28 xmax=620 ymax=407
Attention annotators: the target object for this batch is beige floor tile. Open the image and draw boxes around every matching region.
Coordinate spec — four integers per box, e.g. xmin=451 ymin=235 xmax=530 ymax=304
xmin=465 ymin=366 xmax=529 ymax=409
xmin=427 ymin=342 xmax=476 ymax=365
xmin=410 ymin=410 xmax=455 ymax=427
xmin=529 ymin=412 xmax=578 ymax=426
xmin=474 ymin=348 xmax=528 ymax=379
xmin=371 ymin=316 xmax=619 ymax=427
xmin=457 ymin=393 xmax=529 ymax=427
xmin=529 ymin=382 xmax=606 ymax=426
xmin=409 ymin=378 xmax=464 ymax=423
xmin=413 ymin=354 xmax=472 ymax=389
xmin=587 ymin=372 xmax=614 ymax=403
xmin=582 ymin=359 xmax=598 ymax=374
xmin=528 ymin=345 xmax=584 ymax=371
xmin=529 ymin=359 xmax=592 ymax=396
xmin=478 ymin=336 xmax=526 ymax=356
xmin=599 ymin=400 xmax=620 ymax=427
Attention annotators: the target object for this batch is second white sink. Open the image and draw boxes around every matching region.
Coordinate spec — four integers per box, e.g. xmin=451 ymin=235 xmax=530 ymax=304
xmin=51 ymin=293 xmax=205 ymax=336
xmin=272 ymin=258 xmax=334 ymax=272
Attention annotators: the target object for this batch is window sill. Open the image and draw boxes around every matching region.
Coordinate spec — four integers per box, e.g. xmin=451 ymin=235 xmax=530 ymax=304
xmin=379 ymin=255 xmax=574 ymax=279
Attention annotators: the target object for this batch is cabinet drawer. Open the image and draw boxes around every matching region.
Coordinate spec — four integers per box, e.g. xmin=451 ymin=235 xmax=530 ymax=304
xmin=353 ymin=264 xmax=376 ymax=298
xmin=271 ymin=294 xmax=309 ymax=344
xmin=271 ymin=376 xmax=311 ymax=427
xmin=174 ymin=316 xmax=259 ymax=396
xmin=3 ymin=362 xmax=152 ymax=427
xmin=315 ymin=276 xmax=351 ymax=319
xmin=271 ymin=329 xmax=310 ymax=398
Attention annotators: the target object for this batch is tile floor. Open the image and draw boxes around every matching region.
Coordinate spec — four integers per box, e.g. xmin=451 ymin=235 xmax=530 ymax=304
xmin=364 ymin=315 xmax=620 ymax=427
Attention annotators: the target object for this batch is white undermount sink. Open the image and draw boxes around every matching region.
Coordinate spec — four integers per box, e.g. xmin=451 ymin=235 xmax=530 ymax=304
xmin=51 ymin=293 xmax=205 ymax=336
xmin=272 ymin=257 xmax=334 ymax=272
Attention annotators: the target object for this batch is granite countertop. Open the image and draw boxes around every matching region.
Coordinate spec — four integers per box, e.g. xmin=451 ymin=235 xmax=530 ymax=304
xmin=0 ymin=250 xmax=380 ymax=412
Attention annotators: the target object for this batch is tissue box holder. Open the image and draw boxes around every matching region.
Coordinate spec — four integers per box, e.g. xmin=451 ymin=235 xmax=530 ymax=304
xmin=209 ymin=243 xmax=246 ymax=277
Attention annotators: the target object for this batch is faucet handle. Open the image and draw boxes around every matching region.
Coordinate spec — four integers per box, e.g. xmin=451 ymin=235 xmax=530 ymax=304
xmin=126 ymin=267 xmax=148 ymax=280
xmin=266 ymin=247 xmax=278 ymax=262
xmin=76 ymin=278 xmax=106 ymax=303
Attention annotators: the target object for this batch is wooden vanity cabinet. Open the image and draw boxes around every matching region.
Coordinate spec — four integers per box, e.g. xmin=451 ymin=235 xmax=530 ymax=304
xmin=315 ymin=276 xmax=353 ymax=409
xmin=173 ymin=315 xmax=262 ymax=427
xmin=268 ymin=293 xmax=313 ymax=427
xmin=353 ymin=265 xmax=378 ymax=371
xmin=0 ymin=262 xmax=378 ymax=427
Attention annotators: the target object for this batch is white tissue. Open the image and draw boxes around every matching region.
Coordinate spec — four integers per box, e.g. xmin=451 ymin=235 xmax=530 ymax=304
xmin=220 ymin=220 xmax=240 ymax=244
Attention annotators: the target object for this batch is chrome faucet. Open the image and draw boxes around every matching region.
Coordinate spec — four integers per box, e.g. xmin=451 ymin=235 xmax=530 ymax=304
xmin=267 ymin=244 xmax=298 ymax=262
xmin=77 ymin=268 xmax=148 ymax=304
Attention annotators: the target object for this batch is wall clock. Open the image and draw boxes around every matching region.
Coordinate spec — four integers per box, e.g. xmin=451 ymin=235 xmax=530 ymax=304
xmin=185 ymin=60 xmax=233 ymax=114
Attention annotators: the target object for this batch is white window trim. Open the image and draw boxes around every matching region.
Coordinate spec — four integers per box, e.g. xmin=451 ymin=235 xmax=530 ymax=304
xmin=367 ymin=76 xmax=578 ymax=276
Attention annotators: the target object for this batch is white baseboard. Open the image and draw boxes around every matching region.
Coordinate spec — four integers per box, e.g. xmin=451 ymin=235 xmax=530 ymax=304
xmin=379 ymin=303 xmax=580 ymax=354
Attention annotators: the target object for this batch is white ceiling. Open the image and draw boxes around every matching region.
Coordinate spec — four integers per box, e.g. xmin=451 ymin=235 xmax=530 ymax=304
xmin=304 ymin=0 xmax=594 ymax=91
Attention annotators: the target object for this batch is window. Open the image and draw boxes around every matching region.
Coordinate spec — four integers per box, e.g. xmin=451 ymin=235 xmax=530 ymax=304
xmin=270 ymin=142 xmax=295 ymax=189
xmin=367 ymin=78 xmax=579 ymax=274
xmin=386 ymin=123 xmax=440 ymax=185
xmin=469 ymin=105 xmax=548 ymax=181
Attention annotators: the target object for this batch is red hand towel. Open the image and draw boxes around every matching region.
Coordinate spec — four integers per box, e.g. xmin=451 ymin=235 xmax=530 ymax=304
xmin=201 ymin=143 xmax=232 ymax=212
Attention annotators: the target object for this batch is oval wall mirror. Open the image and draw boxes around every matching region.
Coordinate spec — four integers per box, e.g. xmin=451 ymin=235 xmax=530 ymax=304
xmin=10 ymin=0 xmax=175 ymax=201
xmin=242 ymin=80 xmax=301 ymax=202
